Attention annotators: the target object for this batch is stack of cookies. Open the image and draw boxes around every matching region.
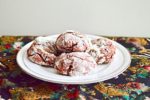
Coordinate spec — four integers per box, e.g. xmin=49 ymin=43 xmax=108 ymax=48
xmin=27 ymin=31 xmax=116 ymax=76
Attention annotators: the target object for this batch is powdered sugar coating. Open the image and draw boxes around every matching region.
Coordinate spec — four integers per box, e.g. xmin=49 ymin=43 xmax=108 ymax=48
xmin=55 ymin=31 xmax=90 ymax=52
xmin=87 ymin=38 xmax=116 ymax=64
xmin=27 ymin=37 xmax=57 ymax=66
xmin=54 ymin=52 xmax=97 ymax=76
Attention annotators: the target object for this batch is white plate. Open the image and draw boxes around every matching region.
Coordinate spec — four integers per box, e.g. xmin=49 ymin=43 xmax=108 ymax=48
xmin=17 ymin=34 xmax=131 ymax=84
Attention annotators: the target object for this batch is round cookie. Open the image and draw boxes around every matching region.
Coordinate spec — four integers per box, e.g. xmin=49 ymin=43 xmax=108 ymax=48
xmin=54 ymin=52 xmax=97 ymax=76
xmin=27 ymin=37 xmax=57 ymax=66
xmin=87 ymin=38 xmax=116 ymax=64
xmin=55 ymin=31 xmax=90 ymax=52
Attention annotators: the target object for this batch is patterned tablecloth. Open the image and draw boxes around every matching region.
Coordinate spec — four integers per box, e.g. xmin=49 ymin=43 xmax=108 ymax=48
xmin=0 ymin=36 xmax=150 ymax=100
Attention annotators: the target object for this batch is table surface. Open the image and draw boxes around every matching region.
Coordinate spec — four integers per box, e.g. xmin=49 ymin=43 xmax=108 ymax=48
xmin=0 ymin=36 xmax=150 ymax=100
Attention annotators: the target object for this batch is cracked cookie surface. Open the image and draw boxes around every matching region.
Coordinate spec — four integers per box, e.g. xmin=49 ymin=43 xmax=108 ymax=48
xmin=55 ymin=31 xmax=90 ymax=53
xmin=87 ymin=38 xmax=116 ymax=64
xmin=27 ymin=37 xmax=57 ymax=67
xmin=54 ymin=52 xmax=97 ymax=76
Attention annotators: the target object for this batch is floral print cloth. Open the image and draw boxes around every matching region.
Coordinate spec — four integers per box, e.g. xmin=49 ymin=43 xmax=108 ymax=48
xmin=0 ymin=36 xmax=150 ymax=100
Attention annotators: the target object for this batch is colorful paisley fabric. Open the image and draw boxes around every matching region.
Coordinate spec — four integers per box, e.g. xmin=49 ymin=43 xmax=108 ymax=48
xmin=0 ymin=36 xmax=150 ymax=100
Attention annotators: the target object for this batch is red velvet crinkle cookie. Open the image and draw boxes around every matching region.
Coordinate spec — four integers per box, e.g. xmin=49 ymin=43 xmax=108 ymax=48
xmin=87 ymin=38 xmax=116 ymax=64
xmin=55 ymin=31 xmax=90 ymax=52
xmin=27 ymin=37 xmax=57 ymax=66
xmin=54 ymin=52 xmax=97 ymax=76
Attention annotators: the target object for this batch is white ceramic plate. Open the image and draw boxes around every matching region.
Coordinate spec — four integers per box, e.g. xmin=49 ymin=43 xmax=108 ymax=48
xmin=17 ymin=34 xmax=131 ymax=84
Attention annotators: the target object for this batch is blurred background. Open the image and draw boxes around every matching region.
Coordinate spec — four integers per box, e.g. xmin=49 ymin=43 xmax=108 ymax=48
xmin=0 ymin=0 xmax=150 ymax=37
